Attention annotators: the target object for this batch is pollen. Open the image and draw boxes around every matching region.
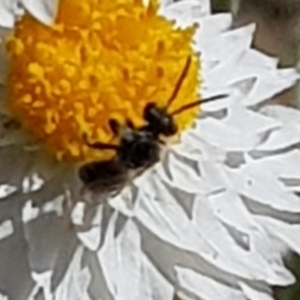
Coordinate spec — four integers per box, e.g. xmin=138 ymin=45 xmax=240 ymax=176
xmin=6 ymin=0 xmax=200 ymax=163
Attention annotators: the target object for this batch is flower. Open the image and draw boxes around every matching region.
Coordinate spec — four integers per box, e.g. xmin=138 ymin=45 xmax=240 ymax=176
xmin=6 ymin=0 xmax=199 ymax=162
xmin=0 ymin=0 xmax=299 ymax=300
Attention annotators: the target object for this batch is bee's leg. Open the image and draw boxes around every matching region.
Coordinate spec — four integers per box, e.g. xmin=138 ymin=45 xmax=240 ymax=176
xmin=125 ymin=119 xmax=134 ymax=129
xmin=158 ymin=138 xmax=166 ymax=145
xmin=108 ymin=118 xmax=121 ymax=136
xmin=82 ymin=133 xmax=119 ymax=150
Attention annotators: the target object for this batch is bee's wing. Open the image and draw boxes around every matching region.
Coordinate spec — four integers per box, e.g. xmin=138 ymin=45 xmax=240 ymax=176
xmin=79 ymin=160 xmax=129 ymax=203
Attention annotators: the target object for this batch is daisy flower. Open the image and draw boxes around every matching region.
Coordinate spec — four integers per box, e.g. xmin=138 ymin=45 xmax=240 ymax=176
xmin=0 ymin=0 xmax=300 ymax=300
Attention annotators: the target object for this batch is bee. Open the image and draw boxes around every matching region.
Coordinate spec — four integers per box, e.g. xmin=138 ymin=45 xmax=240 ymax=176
xmin=79 ymin=56 xmax=226 ymax=197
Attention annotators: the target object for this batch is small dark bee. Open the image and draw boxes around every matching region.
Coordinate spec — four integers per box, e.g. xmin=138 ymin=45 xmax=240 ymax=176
xmin=79 ymin=56 xmax=226 ymax=196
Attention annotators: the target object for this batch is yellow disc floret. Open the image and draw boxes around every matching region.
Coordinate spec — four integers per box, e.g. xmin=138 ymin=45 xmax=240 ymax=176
xmin=6 ymin=0 xmax=200 ymax=162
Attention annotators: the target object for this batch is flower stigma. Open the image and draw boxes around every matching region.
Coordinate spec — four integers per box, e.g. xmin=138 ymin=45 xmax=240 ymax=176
xmin=6 ymin=0 xmax=200 ymax=163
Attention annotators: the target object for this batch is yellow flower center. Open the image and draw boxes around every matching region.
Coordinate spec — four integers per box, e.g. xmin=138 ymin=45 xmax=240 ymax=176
xmin=6 ymin=0 xmax=200 ymax=163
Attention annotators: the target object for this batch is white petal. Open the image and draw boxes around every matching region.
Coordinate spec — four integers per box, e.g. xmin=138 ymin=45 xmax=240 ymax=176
xmin=160 ymin=0 xmax=210 ymax=27
xmin=77 ymin=206 xmax=103 ymax=251
xmin=54 ymin=246 xmax=91 ymax=300
xmin=177 ymin=130 xmax=227 ymax=163
xmin=209 ymin=190 xmax=260 ymax=236
xmin=253 ymin=150 xmax=300 ymax=179
xmin=22 ymin=173 xmax=44 ymax=193
xmin=97 ymin=209 xmax=174 ymax=300
xmin=198 ymin=24 xmax=254 ymax=64
xmin=256 ymin=216 xmax=300 ymax=256
xmin=22 ymin=200 xmax=40 ymax=223
xmin=230 ymin=163 xmax=300 ymax=212
xmin=135 ymin=176 xmax=217 ymax=258
xmin=42 ymin=195 xmax=64 ymax=216
xmin=137 ymin=256 xmax=174 ymax=300
xmin=0 ymin=0 xmax=18 ymax=27
xmin=240 ymin=49 xmax=278 ymax=70
xmin=256 ymin=123 xmax=300 ymax=151
xmin=176 ymin=267 xmax=245 ymax=300
xmin=260 ymin=104 xmax=300 ymax=124
xmin=243 ymin=69 xmax=299 ymax=106
xmin=239 ymin=282 xmax=274 ymax=300
xmin=196 ymin=13 xmax=232 ymax=39
xmin=0 ymin=219 xmax=13 ymax=240
xmin=209 ymin=190 xmax=293 ymax=284
xmin=98 ymin=213 xmax=143 ymax=300
xmin=198 ymin=160 xmax=229 ymax=193
xmin=109 ymin=188 xmax=136 ymax=217
xmin=160 ymin=152 xmax=206 ymax=194
xmin=21 ymin=0 xmax=58 ymax=25
xmin=71 ymin=202 xmax=86 ymax=226
xmin=195 ymin=118 xmax=258 ymax=151
xmin=0 ymin=184 xmax=17 ymax=199
xmin=192 ymin=195 xmax=292 ymax=284
xmin=224 ymin=103 xmax=280 ymax=135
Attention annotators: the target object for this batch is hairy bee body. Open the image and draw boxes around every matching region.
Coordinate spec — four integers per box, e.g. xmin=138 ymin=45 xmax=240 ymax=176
xmin=79 ymin=56 xmax=225 ymax=198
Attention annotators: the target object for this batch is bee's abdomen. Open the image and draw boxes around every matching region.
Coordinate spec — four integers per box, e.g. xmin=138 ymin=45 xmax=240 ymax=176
xmin=79 ymin=160 xmax=125 ymax=185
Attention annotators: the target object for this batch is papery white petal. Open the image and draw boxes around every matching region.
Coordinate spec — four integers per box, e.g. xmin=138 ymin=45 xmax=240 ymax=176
xmin=160 ymin=152 xmax=206 ymax=194
xmin=256 ymin=124 xmax=300 ymax=151
xmin=196 ymin=118 xmax=258 ymax=151
xmin=209 ymin=190 xmax=260 ymax=236
xmin=98 ymin=213 xmax=149 ymax=300
xmin=97 ymin=212 xmax=174 ymax=300
xmin=229 ymin=163 xmax=300 ymax=212
xmin=160 ymin=0 xmax=210 ymax=27
xmin=209 ymin=190 xmax=293 ymax=283
xmin=176 ymin=130 xmax=227 ymax=163
xmin=0 ymin=0 xmax=18 ymax=27
xmin=192 ymin=195 xmax=293 ymax=284
xmin=71 ymin=202 xmax=86 ymax=226
xmin=109 ymin=188 xmax=136 ymax=217
xmin=239 ymin=282 xmax=274 ymax=300
xmin=22 ymin=173 xmax=44 ymax=193
xmin=197 ymin=24 xmax=255 ymax=65
xmin=196 ymin=13 xmax=232 ymax=39
xmin=176 ymin=267 xmax=245 ymax=300
xmin=0 ymin=184 xmax=17 ymax=199
xmin=54 ymin=246 xmax=91 ymax=300
xmin=224 ymin=103 xmax=280 ymax=135
xmin=30 ymin=272 xmax=52 ymax=300
xmin=77 ymin=205 xmax=103 ymax=251
xmin=21 ymin=0 xmax=58 ymax=25
xmin=0 ymin=220 xmax=13 ymax=240
xmin=256 ymin=216 xmax=300 ymax=256
xmin=136 ymin=255 xmax=174 ymax=300
xmin=135 ymin=185 xmax=216 ymax=259
xmin=253 ymin=150 xmax=300 ymax=179
xmin=22 ymin=200 xmax=40 ymax=223
xmin=261 ymin=104 xmax=300 ymax=123
xmin=240 ymin=49 xmax=278 ymax=70
xmin=198 ymin=160 xmax=229 ymax=193
xmin=243 ymin=69 xmax=299 ymax=106
xmin=42 ymin=195 xmax=64 ymax=216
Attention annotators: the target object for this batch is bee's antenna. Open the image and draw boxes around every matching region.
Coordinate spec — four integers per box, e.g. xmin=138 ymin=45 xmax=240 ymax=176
xmin=170 ymin=94 xmax=228 ymax=116
xmin=166 ymin=56 xmax=192 ymax=108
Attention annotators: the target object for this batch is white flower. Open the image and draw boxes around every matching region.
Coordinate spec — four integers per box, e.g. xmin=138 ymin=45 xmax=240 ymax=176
xmin=0 ymin=0 xmax=300 ymax=300
xmin=0 ymin=0 xmax=58 ymax=27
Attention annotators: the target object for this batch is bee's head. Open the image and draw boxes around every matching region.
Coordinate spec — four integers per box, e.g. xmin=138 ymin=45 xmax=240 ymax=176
xmin=118 ymin=130 xmax=160 ymax=169
xmin=143 ymin=102 xmax=178 ymax=137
